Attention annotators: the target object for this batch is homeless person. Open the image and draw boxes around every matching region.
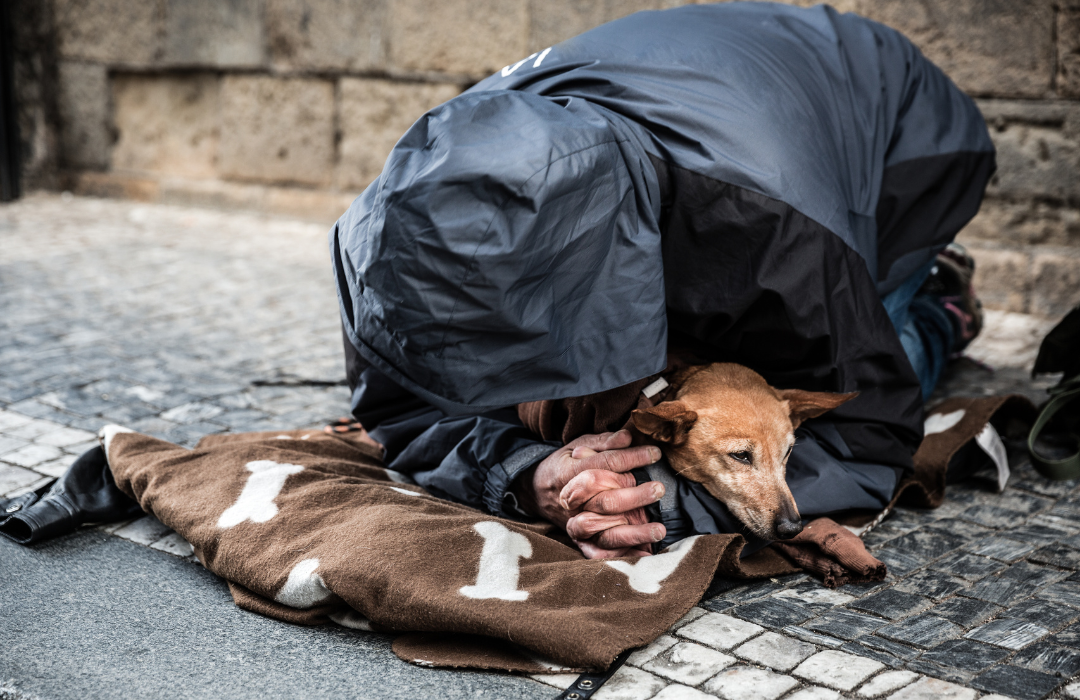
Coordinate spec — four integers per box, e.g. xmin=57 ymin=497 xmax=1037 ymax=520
xmin=329 ymin=2 xmax=995 ymax=559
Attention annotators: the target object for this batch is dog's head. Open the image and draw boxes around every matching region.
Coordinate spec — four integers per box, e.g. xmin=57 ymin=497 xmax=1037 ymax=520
xmin=630 ymin=363 xmax=857 ymax=542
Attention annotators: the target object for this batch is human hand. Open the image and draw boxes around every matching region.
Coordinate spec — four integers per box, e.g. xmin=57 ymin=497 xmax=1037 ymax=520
xmin=514 ymin=430 xmax=667 ymax=559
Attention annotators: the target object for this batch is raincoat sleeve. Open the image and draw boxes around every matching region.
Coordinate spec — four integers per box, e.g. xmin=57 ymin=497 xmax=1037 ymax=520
xmin=344 ymin=334 xmax=558 ymax=518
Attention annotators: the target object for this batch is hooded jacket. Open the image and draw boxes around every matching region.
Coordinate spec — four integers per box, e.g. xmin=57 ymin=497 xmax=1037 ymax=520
xmin=330 ymin=2 xmax=994 ymax=545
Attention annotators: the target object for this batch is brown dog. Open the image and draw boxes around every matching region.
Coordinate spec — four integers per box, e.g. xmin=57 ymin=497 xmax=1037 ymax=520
xmin=630 ymin=363 xmax=857 ymax=542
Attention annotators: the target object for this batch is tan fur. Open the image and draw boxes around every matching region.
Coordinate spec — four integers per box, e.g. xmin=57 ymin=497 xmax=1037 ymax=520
xmin=631 ymin=363 xmax=857 ymax=541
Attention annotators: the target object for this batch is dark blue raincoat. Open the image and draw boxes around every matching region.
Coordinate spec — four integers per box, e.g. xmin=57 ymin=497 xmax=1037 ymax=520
xmin=329 ymin=2 xmax=994 ymax=549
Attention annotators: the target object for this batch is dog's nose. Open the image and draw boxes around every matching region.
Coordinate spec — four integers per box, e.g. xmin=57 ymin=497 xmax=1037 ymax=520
xmin=774 ymin=518 xmax=803 ymax=540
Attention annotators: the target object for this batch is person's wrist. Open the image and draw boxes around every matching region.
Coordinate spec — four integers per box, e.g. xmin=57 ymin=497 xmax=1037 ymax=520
xmin=508 ymin=465 xmax=540 ymax=518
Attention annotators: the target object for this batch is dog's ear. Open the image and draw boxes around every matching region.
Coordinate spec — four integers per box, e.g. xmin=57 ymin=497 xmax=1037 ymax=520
xmin=630 ymin=401 xmax=698 ymax=446
xmin=778 ymin=389 xmax=859 ymax=428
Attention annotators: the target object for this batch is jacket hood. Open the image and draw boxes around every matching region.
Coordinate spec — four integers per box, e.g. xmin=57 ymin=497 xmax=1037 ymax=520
xmin=332 ymin=90 xmax=666 ymax=414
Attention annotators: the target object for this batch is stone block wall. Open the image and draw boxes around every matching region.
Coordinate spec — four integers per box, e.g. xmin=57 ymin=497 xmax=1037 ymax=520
xmin=10 ymin=0 xmax=1080 ymax=315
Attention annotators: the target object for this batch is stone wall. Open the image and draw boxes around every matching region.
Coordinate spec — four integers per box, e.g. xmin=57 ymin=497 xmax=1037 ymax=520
xmin=12 ymin=0 xmax=1080 ymax=316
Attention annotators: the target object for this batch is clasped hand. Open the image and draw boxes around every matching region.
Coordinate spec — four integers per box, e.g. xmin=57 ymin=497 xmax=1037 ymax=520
xmin=514 ymin=429 xmax=668 ymax=559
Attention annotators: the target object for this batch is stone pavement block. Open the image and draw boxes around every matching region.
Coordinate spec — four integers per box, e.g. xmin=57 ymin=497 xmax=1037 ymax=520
xmin=885 ymin=676 xmax=976 ymax=700
xmin=803 ymin=608 xmax=885 ymax=641
xmin=930 ymin=597 xmax=1003 ymax=629
xmin=1012 ymin=641 xmax=1080 ymax=677
xmin=871 ymin=548 xmax=924 ymax=577
xmin=219 ymin=76 xmax=335 ymax=187
xmin=591 ymin=665 xmax=666 ymax=700
xmin=732 ymin=631 xmax=815 ymax=671
xmin=149 ymin=532 xmax=195 ymax=558
xmin=1036 ymin=580 xmax=1080 ymax=608
xmin=784 ymin=688 xmax=842 ymax=700
xmin=902 ymin=659 xmax=973 ymax=685
xmin=267 ymin=0 xmax=386 ymax=72
xmin=875 ymin=615 xmax=962 ymax=649
xmin=928 ymin=553 xmax=1002 ymax=579
xmin=771 ymin=583 xmax=854 ymax=612
xmin=779 ymin=625 xmax=842 ymax=649
xmin=841 ymin=641 xmax=907 ymax=668
xmin=5 ymin=418 xmax=62 ymax=440
xmin=530 ymin=672 xmax=579 ymax=688
xmin=649 ymin=685 xmax=713 ymax=700
xmin=336 ymin=79 xmax=461 ymax=190
xmin=3 ymin=476 xmax=53 ymax=499
xmin=164 ymin=0 xmax=265 ymax=67
xmin=676 ymin=612 xmax=763 ymax=650
xmin=2 ymin=444 xmax=63 ymax=468
xmin=35 ymin=426 xmax=97 ymax=448
xmin=1007 ymin=598 xmax=1080 ymax=630
xmin=849 ymin=590 xmax=931 ymax=620
xmin=970 ymin=665 xmax=1061 ymax=700
xmin=704 ymin=577 xmax=791 ymax=606
xmin=1066 ymin=680 xmax=1080 ymax=700
xmin=0 ymin=411 xmax=33 ymax=431
xmin=160 ymin=402 xmax=225 ymax=424
xmin=964 ymin=536 xmax=1036 ymax=562
xmin=112 ymin=516 xmax=174 ymax=546
xmin=855 ymin=669 xmax=918 ymax=697
xmin=34 ymin=454 xmax=78 ymax=478
xmin=642 ymin=641 xmax=734 ymax=686
xmin=387 ymin=0 xmax=528 ymax=76
xmin=0 ymin=436 xmax=29 ymax=455
xmin=702 ymin=665 xmax=797 ymax=700
xmin=670 ymin=607 xmax=707 ymax=630
xmin=892 ymin=570 xmax=968 ymax=601
xmin=53 ymin=0 xmax=163 ymax=64
xmin=793 ymin=649 xmax=883 ymax=691
xmin=964 ymin=618 xmax=1049 ymax=650
xmin=916 ymin=639 xmax=1009 ymax=674
xmin=57 ymin=62 xmax=111 ymax=170
xmin=731 ymin=597 xmax=813 ymax=629
xmin=626 ymin=634 xmax=678 ymax=667
xmin=111 ymin=73 xmax=220 ymax=179
xmin=957 ymin=504 xmax=1034 ymax=529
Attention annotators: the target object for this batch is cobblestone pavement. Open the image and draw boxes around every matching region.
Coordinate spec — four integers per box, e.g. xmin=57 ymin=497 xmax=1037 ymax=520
xmin=2 ymin=193 xmax=1080 ymax=700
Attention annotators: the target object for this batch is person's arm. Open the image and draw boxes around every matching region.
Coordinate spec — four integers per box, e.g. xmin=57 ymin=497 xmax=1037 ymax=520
xmin=345 ymin=336 xmax=667 ymax=555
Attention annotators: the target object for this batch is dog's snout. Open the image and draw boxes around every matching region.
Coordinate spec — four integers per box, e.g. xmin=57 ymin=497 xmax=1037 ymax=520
xmin=774 ymin=500 xmax=803 ymax=540
xmin=774 ymin=518 xmax=803 ymax=540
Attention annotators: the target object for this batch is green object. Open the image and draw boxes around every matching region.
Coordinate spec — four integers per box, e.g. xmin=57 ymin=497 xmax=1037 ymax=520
xmin=1029 ymin=306 xmax=1080 ymax=480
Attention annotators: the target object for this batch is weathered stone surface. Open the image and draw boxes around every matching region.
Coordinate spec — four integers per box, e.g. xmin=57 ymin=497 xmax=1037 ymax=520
xmin=267 ymin=0 xmax=386 ymax=71
xmin=987 ymin=122 xmax=1080 ymax=204
xmin=932 ymin=597 xmax=1003 ymax=629
xmin=855 ymin=669 xmax=918 ymax=698
xmin=965 ymin=618 xmax=1050 ymax=650
xmin=919 ymin=639 xmax=1010 ymax=674
xmin=971 ymin=664 xmax=1062 ymax=700
xmin=792 ymin=650 xmax=883 ymax=691
xmin=1059 ymin=5 xmax=1080 ymax=98
xmin=1031 ymin=252 xmax=1080 ymax=317
xmin=642 ymin=641 xmax=735 ymax=685
xmin=961 ymin=199 xmax=1080 ymax=248
xmin=1013 ymin=641 xmax=1080 ymax=677
xmin=57 ymin=62 xmax=110 ymax=170
xmin=824 ymin=0 xmax=1056 ymax=98
xmin=163 ymin=0 xmax=264 ymax=67
xmin=703 ymin=665 xmax=798 ymax=700
xmin=589 ymin=666 xmax=667 ymax=700
xmin=875 ymin=615 xmax=962 ymax=649
xmin=849 ymin=590 xmax=932 ymax=621
xmin=336 ymin=78 xmax=460 ymax=189
xmin=733 ymin=631 xmax=815 ymax=671
xmin=966 ymin=247 xmax=1031 ymax=313
xmin=387 ymin=0 xmax=528 ymax=76
xmin=649 ymin=685 xmax=713 ymax=700
xmin=53 ymin=0 xmax=164 ymax=64
xmin=887 ymin=676 xmax=977 ymax=700
xmin=733 ymin=597 xmax=813 ymax=629
xmin=526 ymin=0 xmax=686 ymax=52
xmin=678 ymin=612 xmax=763 ymax=650
xmin=111 ymin=73 xmax=220 ymax=178
xmin=219 ymin=76 xmax=335 ymax=187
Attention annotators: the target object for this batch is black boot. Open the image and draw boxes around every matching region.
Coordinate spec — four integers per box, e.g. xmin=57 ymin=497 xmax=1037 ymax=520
xmin=0 ymin=445 xmax=143 ymax=545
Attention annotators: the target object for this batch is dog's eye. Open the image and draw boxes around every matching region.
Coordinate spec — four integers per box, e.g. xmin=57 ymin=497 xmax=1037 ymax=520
xmin=729 ymin=451 xmax=752 ymax=465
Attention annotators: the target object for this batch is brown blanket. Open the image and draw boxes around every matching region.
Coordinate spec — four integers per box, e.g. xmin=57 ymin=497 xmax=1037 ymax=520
xmin=100 ymin=392 xmax=1034 ymax=672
